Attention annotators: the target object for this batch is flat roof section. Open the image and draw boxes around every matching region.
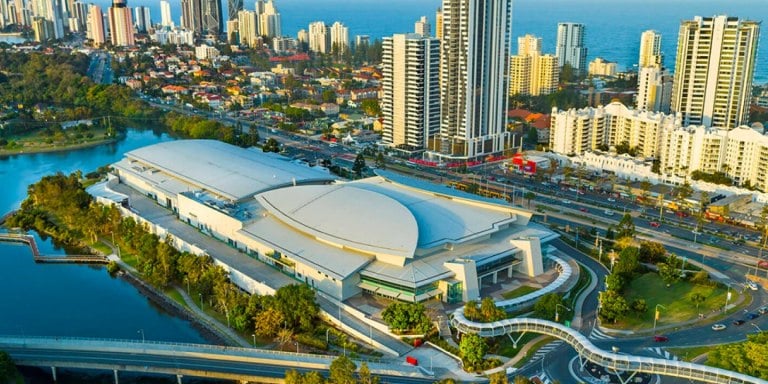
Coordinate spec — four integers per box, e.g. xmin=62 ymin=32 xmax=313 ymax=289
xmin=125 ymin=140 xmax=336 ymax=201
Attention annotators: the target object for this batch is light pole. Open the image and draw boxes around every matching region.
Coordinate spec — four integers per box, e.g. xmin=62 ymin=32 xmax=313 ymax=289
xmin=252 ymin=334 xmax=256 ymax=347
xmin=653 ymin=304 xmax=666 ymax=334
xmin=555 ymin=304 xmax=572 ymax=323
xmin=723 ymin=284 xmax=732 ymax=313
xmin=295 ymin=341 xmax=299 ymax=353
xmin=325 ymin=328 xmax=330 ymax=345
xmin=137 ymin=329 xmax=145 ymax=342
xmin=751 ymin=323 xmax=763 ymax=333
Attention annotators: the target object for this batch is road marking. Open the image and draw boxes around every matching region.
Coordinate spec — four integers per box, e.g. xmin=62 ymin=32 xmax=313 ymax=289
xmin=589 ymin=328 xmax=615 ymax=340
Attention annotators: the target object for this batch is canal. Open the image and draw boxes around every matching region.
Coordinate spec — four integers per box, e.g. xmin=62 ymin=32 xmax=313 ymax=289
xmin=0 ymin=129 xmax=226 ymax=383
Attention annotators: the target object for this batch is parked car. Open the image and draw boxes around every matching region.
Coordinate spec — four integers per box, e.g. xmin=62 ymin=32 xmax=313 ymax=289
xmin=711 ymin=324 xmax=727 ymax=331
xmin=746 ymin=313 xmax=759 ymax=320
xmin=653 ymin=335 xmax=669 ymax=342
xmin=732 ymin=319 xmax=746 ymax=326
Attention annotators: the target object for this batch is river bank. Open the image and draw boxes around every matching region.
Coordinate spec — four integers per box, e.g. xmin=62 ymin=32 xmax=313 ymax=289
xmin=0 ymin=137 xmax=119 ymax=157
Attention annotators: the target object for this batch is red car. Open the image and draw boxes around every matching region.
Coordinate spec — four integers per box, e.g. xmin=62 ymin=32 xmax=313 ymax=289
xmin=653 ymin=335 xmax=669 ymax=342
xmin=579 ymin=207 xmax=588 ymax=212
xmin=650 ymin=222 xmax=661 ymax=228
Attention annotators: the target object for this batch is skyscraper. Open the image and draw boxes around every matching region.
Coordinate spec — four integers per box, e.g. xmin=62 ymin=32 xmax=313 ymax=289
xmin=556 ymin=22 xmax=587 ymax=75
xmin=180 ymin=0 xmax=202 ymax=34
xmin=201 ymin=0 xmax=222 ymax=36
xmin=671 ymin=15 xmax=760 ymax=129
xmin=108 ymin=0 xmax=134 ymax=46
xmin=636 ymin=30 xmax=671 ymax=113
xmin=86 ymin=4 xmax=105 ymax=46
xmin=308 ymin=21 xmax=329 ymax=53
xmin=259 ymin=0 xmax=280 ymax=37
xmin=434 ymin=7 xmax=442 ymax=40
xmin=133 ymin=6 xmax=150 ymax=33
xmin=330 ymin=21 xmax=348 ymax=55
xmin=227 ymin=0 xmax=242 ymax=21
xmin=160 ymin=0 xmax=173 ymax=28
xmin=509 ymin=35 xmax=559 ymax=96
xmin=382 ymin=33 xmax=440 ymax=152
xmin=639 ymin=30 xmax=662 ymax=68
xmin=237 ymin=9 xmax=258 ymax=47
xmin=434 ymin=0 xmax=512 ymax=159
xmin=414 ymin=16 xmax=430 ymax=37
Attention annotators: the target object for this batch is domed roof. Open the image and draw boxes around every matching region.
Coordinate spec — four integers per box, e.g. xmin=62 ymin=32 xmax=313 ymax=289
xmin=256 ymin=185 xmax=419 ymax=258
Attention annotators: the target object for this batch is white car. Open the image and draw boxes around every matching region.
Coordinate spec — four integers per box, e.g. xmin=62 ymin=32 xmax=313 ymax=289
xmin=604 ymin=210 xmax=615 ymax=216
xmin=562 ymin=199 xmax=571 ymax=205
xmin=747 ymin=281 xmax=758 ymax=291
xmin=607 ymin=197 xmax=616 ymax=202
xmin=711 ymin=323 xmax=727 ymax=331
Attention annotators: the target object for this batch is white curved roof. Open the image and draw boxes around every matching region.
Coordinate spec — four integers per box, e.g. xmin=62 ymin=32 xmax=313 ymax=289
xmin=125 ymin=140 xmax=335 ymax=201
xmin=256 ymin=185 xmax=419 ymax=258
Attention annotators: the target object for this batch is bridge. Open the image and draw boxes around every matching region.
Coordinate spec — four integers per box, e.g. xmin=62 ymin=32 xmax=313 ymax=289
xmin=0 ymin=336 xmax=430 ymax=384
xmin=0 ymin=233 xmax=107 ymax=264
xmin=447 ymin=256 xmax=766 ymax=384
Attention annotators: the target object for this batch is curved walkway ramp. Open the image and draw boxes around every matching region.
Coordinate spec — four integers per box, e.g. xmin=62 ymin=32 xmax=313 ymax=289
xmin=451 ymin=309 xmax=765 ymax=384
xmin=495 ymin=255 xmax=572 ymax=311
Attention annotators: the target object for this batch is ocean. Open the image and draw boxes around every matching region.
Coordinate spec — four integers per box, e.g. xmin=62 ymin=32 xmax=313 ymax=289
xmin=94 ymin=0 xmax=768 ymax=83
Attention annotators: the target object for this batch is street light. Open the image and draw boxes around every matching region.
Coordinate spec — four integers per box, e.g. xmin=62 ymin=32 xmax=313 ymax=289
xmin=555 ymin=304 xmax=571 ymax=323
xmin=199 ymin=293 xmax=204 ymax=310
xmin=295 ymin=341 xmax=300 ymax=353
xmin=137 ymin=329 xmax=145 ymax=343
xmin=251 ymin=334 xmax=256 ymax=347
xmin=724 ymin=284 xmax=732 ymax=313
xmin=751 ymin=323 xmax=763 ymax=333
xmin=653 ymin=304 xmax=666 ymax=333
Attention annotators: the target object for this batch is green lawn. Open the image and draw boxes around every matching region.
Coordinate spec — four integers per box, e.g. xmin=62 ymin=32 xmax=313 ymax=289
xmin=667 ymin=345 xmax=715 ymax=362
xmin=89 ymin=240 xmax=113 ymax=256
xmin=617 ymin=273 xmax=734 ymax=330
xmin=501 ymin=285 xmax=539 ymax=300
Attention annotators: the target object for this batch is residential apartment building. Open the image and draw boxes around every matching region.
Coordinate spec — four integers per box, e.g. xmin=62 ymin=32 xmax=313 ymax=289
xmin=671 ymin=15 xmax=760 ymax=129
xmin=556 ymin=22 xmax=587 ymax=75
xmin=308 ymin=21 xmax=329 ymax=54
xmin=160 ymin=0 xmax=173 ymax=28
xmin=237 ymin=10 xmax=258 ymax=47
xmin=432 ymin=0 xmax=512 ymax=160
xmin=588 ymin=57 xmax=617 ymax=77
xmin=259 ymin=0 xmax=280 ymax=37
xmin=133 ymin=6 xmax=150 ymax=33
xmin=86 ymin=4 xmax=105 ymax=46
xmin=508 ymin=35 xmax=559 ymax=96
xmin=330 ymin=21 xmax=348 ymax=54
xmin=414 ymin=15 xmax=430 ymax=37
xmin=549 ymin=101 xmax=679 ymax=157
xmin=382 ymin=33 xmax=440 ymax=152
xmin=636 ymin=30 xmax=672 ymax=113
xmin=108 ymin=0 xmax=134 ymax=46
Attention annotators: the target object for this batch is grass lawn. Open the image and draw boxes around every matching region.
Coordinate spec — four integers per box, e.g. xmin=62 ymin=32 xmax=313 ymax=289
xmin=501 ymin=285 xmax=539 ymax=300
xmin=617 ymin=273 xmax=733 ymax=330
xmin=492 ymin=332 xmax=541 ymax=358
xmin=89 ymin=240 xmax=113 ymax=256
xmin=667 ymin=345 xmax=715 ymax=362
xmin=164 ymin=288 xmax=191 ymax=310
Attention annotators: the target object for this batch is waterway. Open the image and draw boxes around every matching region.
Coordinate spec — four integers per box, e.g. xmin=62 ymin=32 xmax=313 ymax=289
xmin=0 ymin=129 xmax=225 ymax=383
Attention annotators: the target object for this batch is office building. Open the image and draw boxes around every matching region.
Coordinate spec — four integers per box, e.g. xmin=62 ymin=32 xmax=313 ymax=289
xmin=160 ymin=0 xmax=173 ymax=28
xmin=509 ymin=34 xmax=559 ymax=96
xmin=97 ymin=140 xmax=554 ymax=303
xmin=237 ymin=9 xmax=257 ymax=47
xmin=556 ymin=22 xmax=587 ymax=75
xmin=108 ymin=0 xmax=134 ymax=46
xmin=588 ymin=57 xmax=617 ymax=77
xmin=415 ymin=15 xmax=430 ymax=37
xmin=259 ymin=0 xmax=280 ymax=37
xmin=86 ymin=4 xmax=105 ymax=46
xmin=330 ymin=21 xmax=348 ymax=55
xmin=308 ymin=21 xmax=329 ymax=54
xmin=133 ymin=6 xmax=150 ymax=33
xmin=432 ymin=0 xmax=513 ymax=160
xmin=382 ymin=33 xmax=440 ymax=152
xmin=671 ymin=15 xmax=760 ymax=129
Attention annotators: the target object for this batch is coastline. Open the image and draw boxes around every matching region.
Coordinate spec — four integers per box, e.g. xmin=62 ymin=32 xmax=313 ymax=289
xmin=0 ymin=137 xmax=119 ymax=157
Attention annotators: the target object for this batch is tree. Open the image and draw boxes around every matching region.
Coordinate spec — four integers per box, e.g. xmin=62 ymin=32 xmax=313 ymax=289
xmin=708 ymin=331 xmax=768 ymax=379
xmin=525 ymin=126 xmax=538 ymax=146
xmin=657 ymin=262 xmax=680 ymax=284
xmin=329 ymin=355 xmax=356 ymax=384
xmin=322 ymin=89 xmax=337 ymax=103
xmin=253 ymin=307 xmax=284 ymax=337
xmin=630 ymin=298 xmax=648 ymax=314
xmin=513 ymin=375 xmax=532 ymax=384
xmin=358 ymin=362 xmax=379 ymax=384
xmin=599 ymin=290 xmax=630 ymax=323
xmin=360 ymin=99 xmax=381 ymax=116
xmin=352 ymin=153 xmax=366 ymax=178
xmin=605 ymin=273 xmax=625 ymax=293
xmin=374 ymin=152 xmax=386 ymax=169
xmin=381 ymin=302 xmax=431 ymax=333
xmin=272 ymin=284 xmax=319 ymax=332
xmin=275 ymin=328 xmax=294 ymax=350
xmin=614 ymin=246 xmax=640 ymax=276
xmin=263 ymin=137 xmax=280 ymax=153
xmin=479 ymin=297 xmax=506 ymax=322
xmin=639 ymin=241 xmax=666 ymax=263
xmin=690 ymin=293 xmax=706 ymax=310
xmin=459 ymin=333 xmax=488 ymax=370
xmin=489 ymin=371 xmax=509 ymax=384
xmin=0 ymin=351 xmax=18 ymax=382
xmin=524 ymin=191 xmax=536 ymax=208
xmin=616 ymin=213 xmax=635 ymax=238
xmin=533 ymin=292 xmax=564 ymax=321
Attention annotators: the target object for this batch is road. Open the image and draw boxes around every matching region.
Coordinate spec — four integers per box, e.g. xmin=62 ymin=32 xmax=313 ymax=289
xmin=86 ymin=52 xmax=113 ymax=85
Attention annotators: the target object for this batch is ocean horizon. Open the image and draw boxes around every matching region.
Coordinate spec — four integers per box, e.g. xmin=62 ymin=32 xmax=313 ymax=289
xmin=92 ymin=0 xmax=767 ymax=84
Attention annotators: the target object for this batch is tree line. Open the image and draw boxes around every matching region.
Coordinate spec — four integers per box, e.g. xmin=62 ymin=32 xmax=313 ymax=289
xmin=7 ymin=172 xmax=321 ymax=345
